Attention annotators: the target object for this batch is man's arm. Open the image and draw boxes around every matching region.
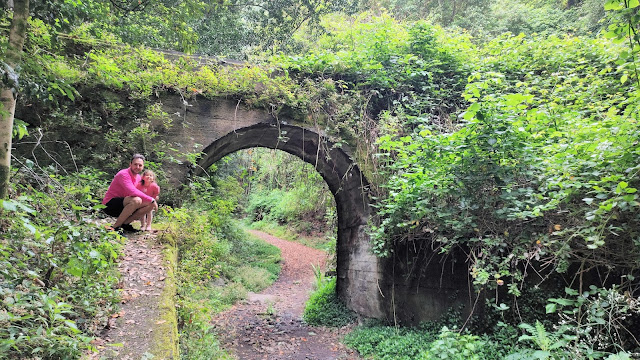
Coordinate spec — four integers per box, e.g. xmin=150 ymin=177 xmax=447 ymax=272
xmin=114 ymin=171 xmax=154 ymax=202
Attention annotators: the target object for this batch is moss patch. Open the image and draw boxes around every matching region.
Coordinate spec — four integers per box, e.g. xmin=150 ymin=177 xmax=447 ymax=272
xmin=150 ymin=240 xmax=179 ymax=358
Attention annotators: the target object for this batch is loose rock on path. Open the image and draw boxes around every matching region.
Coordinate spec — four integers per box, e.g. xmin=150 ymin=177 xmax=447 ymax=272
xmin=211 ymin=230 xmax=360 ymax=360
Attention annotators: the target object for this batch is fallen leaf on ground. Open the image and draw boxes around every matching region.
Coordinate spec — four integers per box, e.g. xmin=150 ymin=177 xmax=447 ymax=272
xmin=90 ymin=338 xmax=105 ymax=345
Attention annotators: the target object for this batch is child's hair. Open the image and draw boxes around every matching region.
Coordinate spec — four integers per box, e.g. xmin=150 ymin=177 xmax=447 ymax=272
xmin=140 ymin=170 xmax=156 ymax=185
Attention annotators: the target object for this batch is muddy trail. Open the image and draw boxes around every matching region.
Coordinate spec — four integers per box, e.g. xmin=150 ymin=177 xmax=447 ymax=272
xmin=211 ymin=230 xmax=361 ymax=360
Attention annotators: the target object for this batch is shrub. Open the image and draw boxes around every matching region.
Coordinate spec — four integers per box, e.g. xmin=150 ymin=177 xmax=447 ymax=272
xmin=0 ymin=173 xmax=122 ymax=359
xmin=418 ymin=327 xmax=485 ymax=360
xmin=302 ymin=277 xmax=355 ymax=327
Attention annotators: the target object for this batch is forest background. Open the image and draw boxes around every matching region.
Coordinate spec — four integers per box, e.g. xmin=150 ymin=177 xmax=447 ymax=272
xmin=1 ymin=0 xmax=640 ymax=359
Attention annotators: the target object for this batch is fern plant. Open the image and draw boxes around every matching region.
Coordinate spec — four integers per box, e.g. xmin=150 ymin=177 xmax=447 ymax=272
xmin=516 ymin=321 xmax=567 ymax=359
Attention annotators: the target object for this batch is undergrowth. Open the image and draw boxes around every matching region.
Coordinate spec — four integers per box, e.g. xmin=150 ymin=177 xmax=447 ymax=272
xmin=0 ymin=170 xmax=122 ymax=359
xmin=166 ymin=177 xmax=281 ymax=359
xmin=302 ymin=276 xmax=355 ymax=327
xmin=343 ymin=321 xmax=517 ymax=360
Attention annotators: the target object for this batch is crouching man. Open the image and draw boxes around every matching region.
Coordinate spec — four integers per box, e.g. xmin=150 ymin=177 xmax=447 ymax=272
xmin=102 ymin=154 xmax=156 ymax=233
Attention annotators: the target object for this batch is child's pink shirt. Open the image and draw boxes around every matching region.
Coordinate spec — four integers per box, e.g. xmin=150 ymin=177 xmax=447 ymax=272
xmin=136 ymin=181 xmax=160 ymax=199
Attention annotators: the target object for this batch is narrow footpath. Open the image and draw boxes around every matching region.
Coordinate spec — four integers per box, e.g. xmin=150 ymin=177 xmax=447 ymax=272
xmin=91 ymin=230 xmax=178 ymax=359
xmin=211 ymin=230 xmax=360 ymax=360
xmin=90 ymin=228 xmax=359 ymax=359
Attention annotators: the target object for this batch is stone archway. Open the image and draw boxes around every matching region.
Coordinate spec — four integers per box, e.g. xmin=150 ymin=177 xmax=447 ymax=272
xmin=192 ymin=123 xmax=386 ymax=318
xmin=156 ymin=94 xmax=473 ymax=325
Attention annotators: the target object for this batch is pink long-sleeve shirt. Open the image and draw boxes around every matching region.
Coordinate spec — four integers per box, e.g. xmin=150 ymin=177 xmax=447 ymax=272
xmin=136 ymin=181 xmax=160 ymax=200
xmin=102 ymin=168 xmax=155 ymax=205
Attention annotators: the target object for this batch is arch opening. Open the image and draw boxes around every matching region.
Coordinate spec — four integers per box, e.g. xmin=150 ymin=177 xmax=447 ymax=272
xmin=192 ymin=123 xmax=385 ymax=318
xmin=215 ymin=147 xmax=338 ymax=246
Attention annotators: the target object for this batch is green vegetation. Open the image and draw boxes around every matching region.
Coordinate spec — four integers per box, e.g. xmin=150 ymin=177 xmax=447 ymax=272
xmin=165 ymin=177 xmax=281 ymax=359
xmin=215 ymin=149 xmax=337 ymax=247
xmin=302 ymin=276 xmax=355 ymax=327
xmin=2 ymin=0 xmax=640 ymax=358
xmin=0 ymin=171 xmax=121 ymax=358
xmin=342 ymin=323 xmax=502 ymax=360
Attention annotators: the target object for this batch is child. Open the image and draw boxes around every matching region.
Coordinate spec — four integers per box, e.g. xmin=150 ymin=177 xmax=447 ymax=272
xmin=136 ymin=170 xmax=160 ymax=231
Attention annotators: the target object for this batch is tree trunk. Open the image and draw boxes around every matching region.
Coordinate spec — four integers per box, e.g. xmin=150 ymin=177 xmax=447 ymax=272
xmin=0 ymin=0 xmax=29 ymax=198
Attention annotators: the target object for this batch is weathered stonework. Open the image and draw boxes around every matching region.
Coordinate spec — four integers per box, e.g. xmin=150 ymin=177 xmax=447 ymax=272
xmin=155 ymin=93 xmax=472 ymax=324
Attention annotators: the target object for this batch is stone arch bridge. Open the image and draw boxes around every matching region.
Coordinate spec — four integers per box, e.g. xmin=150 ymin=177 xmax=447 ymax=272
xmin=156 ymin=93 xmax=471 ymax=325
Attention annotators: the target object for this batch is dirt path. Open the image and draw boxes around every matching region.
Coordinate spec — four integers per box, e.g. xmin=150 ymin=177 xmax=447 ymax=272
xmin=211 ymin=230 xmax=360 ymax=360
xmin=91 ymin=231 xmax=177 ymax=359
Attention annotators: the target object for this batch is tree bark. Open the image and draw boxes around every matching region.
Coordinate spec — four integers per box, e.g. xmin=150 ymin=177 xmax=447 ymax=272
xmin=0 ymin=0 xmax=29 ymax=198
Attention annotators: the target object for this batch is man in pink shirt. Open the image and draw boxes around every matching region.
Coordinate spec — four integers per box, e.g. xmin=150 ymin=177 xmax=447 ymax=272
xmin=102 ymin=154 xmax=156 ymax=233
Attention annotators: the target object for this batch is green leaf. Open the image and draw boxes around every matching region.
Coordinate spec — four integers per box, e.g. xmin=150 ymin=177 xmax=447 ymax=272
xmin=462 ymin=103 xmax=481 ymax=120
xmin=564 ymin=288 xmax=578 ymax=296
xmin=64 ymin=319 xmax=80 ymax=332
xmin=66 ymin=258 xmax=84 ymax=277
xmin=550 ymin=298 xmax=574 ymax=306
xmin=23 ymin=220 xmax=37 ymax=235
xmin=64 ymin=87 xmax=76 ymax=101
xmin=532 ymin=350 xmax=552 ymax=359
xmin=545 ymin=303 xmax=557 ymax=313
xmin=604 ymin=30 xmax=619 ymax=39
xmin=605 ymin=0 xmax=625 ymax=11
xmin=1 ymin=199 xmax=17 ymax=211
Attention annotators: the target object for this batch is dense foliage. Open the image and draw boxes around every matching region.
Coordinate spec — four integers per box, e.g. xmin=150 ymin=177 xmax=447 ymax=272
xmin=373 ymin=32 xmax=639 ymax=287
xmin=365 ymin=0 xmax=610 ymax=39
xmin=272 ymin=8 xmax=640 ymax=357
xmin=343 ymin=323 xmax=506 ymax=360
xmin=302 ymin=276 xmax=355 ymax=327
xmin=3 ymin=0 xmax=640 ymax=358
xmin=0 ymin=171 xmax=121 ymax=358
xmin=213 ymin=149 xmax=335 ymax=237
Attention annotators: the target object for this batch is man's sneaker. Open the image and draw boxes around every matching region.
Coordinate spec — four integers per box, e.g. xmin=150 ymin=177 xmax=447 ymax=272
xmin=112 ymin=226 xmax=125 ymax=235
xmin=121 ymin=223 xmax=140 ymax=233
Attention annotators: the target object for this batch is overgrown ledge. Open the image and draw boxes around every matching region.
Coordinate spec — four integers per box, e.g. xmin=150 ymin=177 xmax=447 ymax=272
xmin=151 ymin=239 xmax=179 ymax=358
